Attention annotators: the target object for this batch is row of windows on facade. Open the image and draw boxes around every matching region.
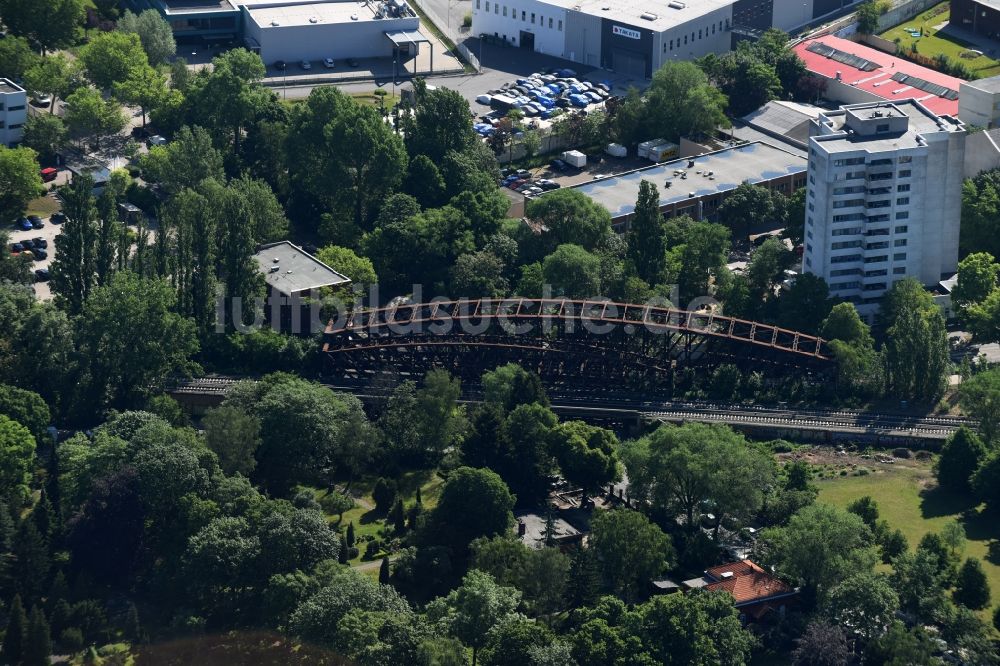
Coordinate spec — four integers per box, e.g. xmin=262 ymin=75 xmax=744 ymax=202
xmin=828 ymin=223 xmax=909 ymax=236
xmin=826 ymin=252 xmax=908 ymax=264
xmin=478 ymin=1 xmax=565 ymax=29
xmin=1 ymin=105 xmax=25 ymax=112
xmin=663 ymin=21 xmax=728 ymax=52
xmin=829 ymin=238 xmax=908 ymax=250
xmin=822 ymin=155 xmax=913 ymax=166
xmin=829 ymin=184 xmax=911 ymax=195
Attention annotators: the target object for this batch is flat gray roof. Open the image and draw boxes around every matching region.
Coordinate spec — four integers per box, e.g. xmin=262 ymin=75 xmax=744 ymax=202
xmin=812 ymin=100 xmax=962 ymax=154
xmin=743 ymin=101 xmax=822 ymax=147
xmin=254 ymin=241 xmax=351 ymax=295
xmin=536 ymin=0 xmax=734 ymax=31
xmin=248 ymin=1 xmax=377 ymax=26
xmin=515 ymin=511 xmax=582 ymax=549
xmin=0 ymin=78 xmax=25 ymax=94
xmin=964 ymin=74 xmax=1000 ymax=94
xmin=566 ymin=141 xmax=806 ymax=219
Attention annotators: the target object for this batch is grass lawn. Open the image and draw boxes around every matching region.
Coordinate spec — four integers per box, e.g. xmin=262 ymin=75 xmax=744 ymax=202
xmin=26 ymin=194 xmax=61 ymax=218
xmin=879 ymin=2 xmax=1000 ymax=79
xmin=312 ymin=470 xmax=445 ymax=567
xmin=817 ymin=462 xmax=1000 ymax=625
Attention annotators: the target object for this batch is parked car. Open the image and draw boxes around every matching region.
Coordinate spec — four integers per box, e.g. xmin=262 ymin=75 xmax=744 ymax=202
xmin=346 ymin=58 xmax=359 ymax=67
xmin=39 ymin=167 xmax=58 ymax=183
xmin=476 ymin=94 xmax=491 ymax=105
xmin=31 ymin=238 xmax=47 ymax=249
xmin=15 ymin=217 xmax=32 ymax=231
xmin=148 ymin=135 xmax=167 ymax=146
xmin=323 ymin=58 xmax=336 ymax=68
xmin=300 ymin=60 xmax=312 ymax=70
xmin=550 ymin=159 xmax=567 ymax=171
xmin=585 ymin=91 xmax=602 ymax=103
xmin=30 ymin=94 xmax=51 ymax=107
xmin=28 ymin=215 xmax=43 ymax=229
xmin=32 ymin=249 xmax=47 ymax=261
xmin=34 ymin=268 xmax=50 ymax=282
xmin=21 ymin=239 xmax=34 ymax=251
xmin=10 ymin=242 xmax=24 ymax=253
xmin=273 ymin=60 xmax=287 ymax=71
xmin=50 ymin=212 xmax=66 ymax=225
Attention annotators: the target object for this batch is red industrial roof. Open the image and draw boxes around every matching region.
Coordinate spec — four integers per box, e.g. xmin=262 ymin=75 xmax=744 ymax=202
xmin=704 ymin=560 xmax=795 ymax=606
xmin=793 ymin=35 xmax=961 ymax=116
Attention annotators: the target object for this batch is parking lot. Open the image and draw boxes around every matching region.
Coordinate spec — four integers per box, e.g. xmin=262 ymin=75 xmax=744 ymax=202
xmin=9 ymin=204 xmax=62 ymax=301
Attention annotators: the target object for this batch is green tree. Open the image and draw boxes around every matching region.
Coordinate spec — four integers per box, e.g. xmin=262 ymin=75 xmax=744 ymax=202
xmin=857 ymin=0 xmax=887 ymax=34
xmin=821 ymin=301 xmax=873 ymax=345
xmin=589 ymin=509 xmax=673 ymax=603
xmin=0 ymin=0 xmax=84 ymax=54
xmin=964 ymin=286 xmax=1000 ymax=342
xmin=936 ymin=427 xmax=988 ymax=493
xmin=959 ymin=368 xmax=1000 ymax=442
xmin=202 ymin=404 xmax=261 ymax=476
xmin=21 ymin=114 xmax=68 ymax=161
xmin=379 ymin=556 xmax=391 ymax=585
xmin=427 ymin=569 xmax=520 ymax=666
xmin=76 ymin=272 xmax=200 ymax=408
xmin=1 ymin=594 xmax=27 ymax=664
xmin=632 ymin=591 xmax=755 ymax=665
xmin=717 ymin=183 xmax=785 ymax=241
xmin=49 ymin=174 xmax=97 ymax=314
xmin=140 ymin=125 xmax=224 ymax=193
xmin=23 ymin=54 xmax=76 ymax=115
xmin=642 ymin=60 xmax=728 ymax=141
xmin=23 ymin=606 xmax=51 ymax=666
xmin=961 ymin=175 xmax=1000 ymax=258
xmin=79 ymin=31 xmax=149 ymax=90
xmin=542 ymin=244 xmax=602 ymax=298
xmin=0 ymin=145 xmax=43 ymax=223
xmin=0 ymin=415 xmax=35 ymax=499
xmin=116 ymin=9 xmax=176 ymax=65
xmin=881 ymin=278 xmax=949 ymax=401
xmin=316 ymin=245 xmax=378 ymax=290
xmin=481 ymin=364 xmax=549 ymax=411
xmin=761 ymin=503 xmax=877 ymax=603
xmin=777 ymin=273 xmax=833 ymax=335
xmin=954 ymin=252 xmax=999 ymax=308
xmin=953 ymin=557 xmax=991 ymax=610
xmin=422 ymin=466 xmax=515 ymax=556
xmin=627 ymin=179 xmax=666 ymax=284
xmin=548 ymin=421 xmax=620 ymax=500
xmin=866 ymin=621 xmax=940 ymax=666
xmin=403 ymin=81 xmax=476 ymax=163
xmin=113 ymin=64 xmax=167 ymax=127
xmin=823 ymin=571 xmax=898 ymax=641
xmin=973 ymin=450 xmax=1000 ymax=511
xmin=0 ymin=385 xmax=50 ymax=442
xmin=63 ymin=86 xmax=127 ymax=149
xmin=524 ymin=189 xmax=613 ymax=254
xmin=0 ymin=36 xmax=39 ymax=82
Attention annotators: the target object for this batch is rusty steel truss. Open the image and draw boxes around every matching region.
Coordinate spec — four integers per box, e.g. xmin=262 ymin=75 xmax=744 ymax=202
xmin=322 ymin=298 xmax=833 ymax=386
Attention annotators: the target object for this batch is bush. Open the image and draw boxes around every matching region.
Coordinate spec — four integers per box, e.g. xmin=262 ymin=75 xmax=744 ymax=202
xmin=462 ymin=11 xmax=472 ymax=27
xmin=364 ymin=540 xmax=381 ymax=560
xmin=59 ymin=627 xmax=84 ymax=653
xmin=372 ymin=477 xmax=397 ymax=514
xmin=347 ymin=546 xmax=360 ymax=559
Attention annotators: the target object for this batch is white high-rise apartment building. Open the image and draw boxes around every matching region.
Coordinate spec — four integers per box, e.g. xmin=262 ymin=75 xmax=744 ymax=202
xmin=0 ymin=78 xmax=27 ymax=147
xmin=802 ymin=100 xmax=965 ymax=318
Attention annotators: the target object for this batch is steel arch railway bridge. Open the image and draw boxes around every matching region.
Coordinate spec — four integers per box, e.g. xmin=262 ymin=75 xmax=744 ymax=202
xmin=321 ymin=298 xmax=834 ymax=387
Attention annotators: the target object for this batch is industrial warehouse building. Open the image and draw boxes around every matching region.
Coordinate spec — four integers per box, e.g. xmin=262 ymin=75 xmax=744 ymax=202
xmin=563 ymin=141 xmax=807 ymax=230
xmin=130 ymin=0 xmax=428 ymax=63
xmin=471 ymin=0 xmax=864 ymax=77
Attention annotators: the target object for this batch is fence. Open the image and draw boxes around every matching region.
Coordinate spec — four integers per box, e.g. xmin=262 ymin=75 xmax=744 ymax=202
xmin=457 ymin=42 xmax=482 ymax=72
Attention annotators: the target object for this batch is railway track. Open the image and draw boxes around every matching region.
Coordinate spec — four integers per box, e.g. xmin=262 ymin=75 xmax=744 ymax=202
xmin=168 ymin=375 xmax=973 ymax=439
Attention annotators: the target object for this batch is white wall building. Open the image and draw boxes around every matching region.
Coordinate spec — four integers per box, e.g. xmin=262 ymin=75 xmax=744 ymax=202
xmin=243 ymin=0 xmax=422 ymax=63
xmin=472 ymin=0 xmax=734 ymax=79
xmin=0 ymin=79 xmax=27 ymax=148
xmin=803 ymin=100 xmax=965 ymax=318
xmin=959 ymin=75 xmax=1000 ymax=130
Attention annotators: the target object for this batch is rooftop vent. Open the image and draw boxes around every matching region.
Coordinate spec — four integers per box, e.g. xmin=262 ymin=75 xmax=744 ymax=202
xmin=270 ymin=20 xmax=280 ymax=26
xmin=720 ymin=571 xmax=734 ymax=579
xmin=601 ymin=6 xmax=610 ymax=10
xmin=351 ymin=13 xmax=359 ymax=19
xmin=269 ymin=265 xmax=280 ymax=273
xmin=640 ymin=11 xmax=658 ymax=19
xmin=309 ymin=16 xmax=318 ymax=22
xmin=668 ymin=1 xmax=685 ymax=8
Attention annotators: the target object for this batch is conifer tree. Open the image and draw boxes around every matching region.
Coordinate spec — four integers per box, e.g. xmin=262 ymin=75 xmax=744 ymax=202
xmin=24 ymin=605 xmax=52 ymax=666
xmin=1 ymin=594 xmax=27 ymax=664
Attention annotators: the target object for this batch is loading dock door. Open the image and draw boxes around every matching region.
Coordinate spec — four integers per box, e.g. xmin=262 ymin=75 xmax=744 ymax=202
xmin=519 ymin=30 xmax=535 ymax=50
xmin=613 ymin=49 xmax=646 ymax=78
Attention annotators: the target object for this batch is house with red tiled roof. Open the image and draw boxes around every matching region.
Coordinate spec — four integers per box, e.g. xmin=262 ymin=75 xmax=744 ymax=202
xmin=684 ymin=560 xmax=798 ymax=621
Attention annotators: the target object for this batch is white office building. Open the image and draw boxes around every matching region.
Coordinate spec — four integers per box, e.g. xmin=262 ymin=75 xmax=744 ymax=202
xmin=0 ymin=79 xmax=27 ymax=148
xmin=472 ymin=0 xmax=735 ymax=79
xmin=803 ymin=100 xmax=965 ymax=318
